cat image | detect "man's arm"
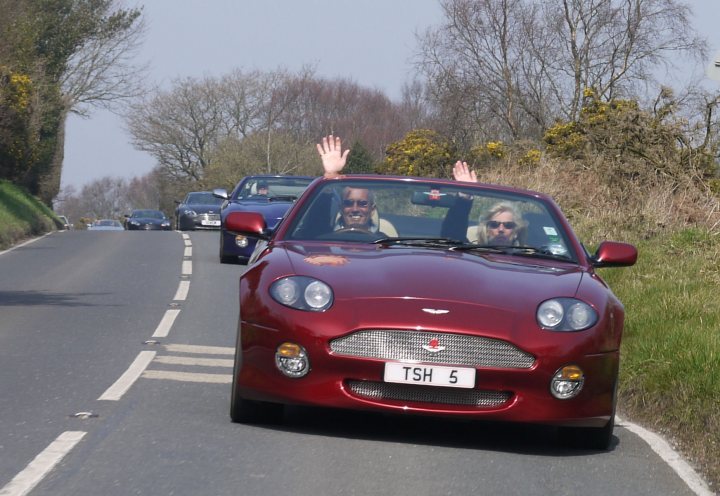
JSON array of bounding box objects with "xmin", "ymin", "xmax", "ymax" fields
[{"xmin": 316, "ymin": 135, "xmax": 350, "ymax": 178}]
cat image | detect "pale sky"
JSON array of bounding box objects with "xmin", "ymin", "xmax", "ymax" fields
[{"xmin": 61, "ymin": 0, "xmax": 720, "ymax": 191}]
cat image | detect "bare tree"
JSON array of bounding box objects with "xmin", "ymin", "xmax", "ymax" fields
[
  {"xmin": 126, "ymin": 76, "xmax": 225, "ymax": 181},
  {"xmin": 60, "ymin": 2, "xmax": 147, "ymax": 116},
  {"xmin": 415, "ymin": 0, "xmax": 707, "ymax": 147}
]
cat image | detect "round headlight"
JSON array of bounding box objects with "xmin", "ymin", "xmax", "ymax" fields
[
  {"xmin": 275, "ymin": 342, "xmax": 310, "ymax": 378},
  {"xmin": 537, "ymin": 298, "xmax": 598, "ymax": 331},
  {"xmin": 537, "ymin": 300, "xmax": 564, "ymax": 328},
  {"xmin": 567, "ymin": 302, "xmax": 594, "ymax": 330},
  {"xmin": 304, "ymin": 280, "xmax": 332, "ymax": 310},
  {"xmin": 271, "ymin": 278, "xmax": 300, "ymax": 306},
  {"xmin": 550, "ymin": 365, "xmax": 585, "ymax": 399},
  {"xmin": 270, "ymin": 276, "xmax": 334, "ymax": 312},
  {"xmin": 234, "ymin": 235, "xmax": 248, "ymax": 248}
]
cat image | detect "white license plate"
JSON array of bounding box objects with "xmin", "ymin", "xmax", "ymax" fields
[
  {"xmin": 201, "ymin": 220, "xmax": 221, "ymax": 226},
  {"xmin": 384, "ymin": 363, "xmax": 475, "ymax": 388}
]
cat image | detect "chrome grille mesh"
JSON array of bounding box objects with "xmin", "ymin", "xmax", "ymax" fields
[
  {"xmin": 348, "ymin": 381, "xmax": 511, "ymax": 407},
  {"xmin": 330, "ymin": 330, "xmax": 534, "ymax": 369},
  {"xmin": 199, "ymin": 213, "xmax": 220, "ymax": 222}
]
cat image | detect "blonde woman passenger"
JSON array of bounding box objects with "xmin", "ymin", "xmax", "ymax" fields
[{"xmin": 443, "ymin": 161, "xmax": 527, "ymax": 246}]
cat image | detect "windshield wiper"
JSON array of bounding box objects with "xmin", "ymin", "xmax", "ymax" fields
[
  {"xmin": 450, "ymin": 244, "xmax": 574, "ymax": 261},
  {"xmin": 373, "ymin": 237, "xmax": 465, "ymax": 247}
]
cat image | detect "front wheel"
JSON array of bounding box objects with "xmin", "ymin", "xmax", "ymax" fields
[
  {"xmin": 558, "ymin": 416, "xmax": 614, "ymax": 450},
  {"xmin": 229, "ymin": 333, "xmax": 283, "ymax": 423}
]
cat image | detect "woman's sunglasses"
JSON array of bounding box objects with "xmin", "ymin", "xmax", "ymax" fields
[{"xmin": 486, "ymin": 220, "xmax": 517, "ymax": 229}]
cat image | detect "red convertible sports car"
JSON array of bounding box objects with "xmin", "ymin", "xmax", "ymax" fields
[{"xmin": 226, "ymin": 174, "xmax": 637, "ymax": 450}]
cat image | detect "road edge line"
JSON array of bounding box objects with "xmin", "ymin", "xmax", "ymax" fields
[{"xmin": 617, "ymin": 415, "xmax": 714, "ymax": 495}]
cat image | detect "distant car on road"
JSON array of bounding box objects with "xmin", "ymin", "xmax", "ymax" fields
[
  {"xmin": 213, "ymin": 175, "xmax": 314, "ymax": 264},
  {"xmin": 174, "ymin": 191, "xmax": 224, "ymax": 231},
  {"xmin": 88, "ymin": 219, "xmax": 125, "ymax": 231},
  {"xmin": 124, "ymin": 209, "xmax": 172, "ymax": 231},
  {"xmin": 57, "ymin": 215, "xmax": 72, "ymax": 230}
]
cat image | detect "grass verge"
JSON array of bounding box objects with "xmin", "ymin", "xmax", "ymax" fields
[
  {"xmin": 0, "ymin": 179, "xmax": 59, "ymax": 250},
  {"xmin": 600, "ymin": 228, "xmax": 720, "ymax": 490}
]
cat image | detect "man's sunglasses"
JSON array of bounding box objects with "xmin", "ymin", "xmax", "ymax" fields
[
  {"xmin": 342, "ymin": 199, "xmax": 370, "ymax": 208},
  {"xmin": 486, "ymin": 220, "xmax": 517, "ymax": 229}
]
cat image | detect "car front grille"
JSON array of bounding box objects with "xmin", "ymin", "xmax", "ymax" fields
[
  {"xmin": 330, "ymin": 330, "xmax": 535, "ymax": 369},
  {"xmin": 198, "ymin": 213, "xmax": 220, "ymax": 222},
  {"xmin": 347, "ymin": 380, "xmax": 511, "ymax": 407}
]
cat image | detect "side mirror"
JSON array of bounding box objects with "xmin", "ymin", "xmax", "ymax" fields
[
  {"xmin": 225, "ymin": 211, "xmax": 269, "ymax": 240},
  {"xmin": 213, "ymin": 188, "xmax": 229, "ymax": 200},
  {"xmin": 591, "ymin": 241, "xmax": 637, "ymax": 268}
]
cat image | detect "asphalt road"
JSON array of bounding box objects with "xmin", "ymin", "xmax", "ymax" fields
[{"xmin": 0, "ymin": 230, "xmax": 707, "ymax": 496}]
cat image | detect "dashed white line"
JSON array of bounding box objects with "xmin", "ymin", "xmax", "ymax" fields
[
  {"xmin": 142, "ymin": 370, "xmax": 232, "ymax": 383},
  {"xmin": 184, "ymin": 246, "xmax": 192, "ymax": 257},
  {"xmin": 151, "ymin": 309, "xmax": 181, "ymax": 338},
  {"xmin": 173, "ymin": 280, "xmax": 190, "ymax": 301},
  {"xmin": 98, "ymin": 351, "xmax": 156, "ymax": 401},
  {"xmin": 181, "ymin": 260, "xmax": 192, "ymax": 275},
  {"xmin": 0, "ymin": 431, "xmax": 86, "ymax": 496},
  {"xmin": 163, "ymin": 344, "xmax": 234, "ymax": 355},
  {"xmin": 154, "ymin": 355, "xmax": 233, "ymax": 367},
  {"xmin": 0, "ymin": 232, "xmax": 53, "ymax": 257},
  {"xmin": 617, "ymin": 416, "xmax": 714, "ymax": 496}
]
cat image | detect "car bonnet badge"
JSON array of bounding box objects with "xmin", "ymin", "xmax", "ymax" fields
[
  {"xmin": 422, "ymin": 308, "xmax": 449, "ymax": 315},
  {"xmin": 422, "ymin": 338, "xmax": 446, "ymax": 353}
]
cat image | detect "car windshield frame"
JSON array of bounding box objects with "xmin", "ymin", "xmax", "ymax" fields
[
  {"xmin": 132, "ymin": 210, "xmax": 165, "ymax": 219},
  {"xmin": 281, "ymin": 178, "xmax": 579, "ymax": 263},
  {"xmin": 185, "ymin": 192, "xmax": 223, "ymax": 205},
  {"xmin": 232, "ymin": 177, "xmax": 314, "ymax": 201}
]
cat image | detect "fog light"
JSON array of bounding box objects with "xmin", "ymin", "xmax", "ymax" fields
[
  {"xmin": 550, "ymin": 365, "xmax": 584, "ymax": 399},
  {"xmin": 234, "ymin": 235, "xmax": 248, "ymax": 248},
  {"xmin": 275, "ymin": 342, "xmax": 309, "ymax": 378}
]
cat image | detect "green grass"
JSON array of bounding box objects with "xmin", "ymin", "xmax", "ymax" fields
[
  {"xmin": 600, "ymin": 228, "xmax": 720, "ymax": 487},
  {"xmin": 0, "ymin": 179, "xmax": 59, "ymax": 250}
]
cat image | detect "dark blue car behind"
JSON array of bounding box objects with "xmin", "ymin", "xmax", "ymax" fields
[{"xmin": 213, "ymin": 175, "xmax": 314, "ymax": 263}]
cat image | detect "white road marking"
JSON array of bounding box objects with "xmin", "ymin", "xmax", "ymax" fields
[
  {"xmin": 617, "ymin": 416, "xmax": 714, "ymax": 496},
  {"xmin": 98, "ymin": 351, "xmax": 156, "ymax": 401},
  {"xmin": 0, "ymin": 431, "xmax": 86, "ymax": 496},
  {"xmin": 142, "ymin": 370, "xmax": 232, "ymax": 383},
  {"xmin": 181, "ymin": 260, "xmax": 192, "ymax": 275},
  {"xmin": 154, "ymin": 355, "xmax": 233, "ymax": 367},
  {"xmin": 163, "ymin": 344, "xmax": 234, "ymax": 355},
  {"xmin": 0, "ymin": 233, "xmax": 52, "ymax": 257},
  {"xmin": 151, "ymin": 309, "xmax": 181, "ymax": 338},
  {"xmin": 183, "ymin": 239, "xmax": 191, "ymax": 247},
  {"xmin": 172, "ymin": 280, "xmax": 190, "ymax": 301},
  {"xmin": 184, "ymin": 246, "xmax": 192, "ymax": 257}
]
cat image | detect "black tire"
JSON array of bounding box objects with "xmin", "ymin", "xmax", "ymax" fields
[
  {"xmin": 229, "ymin": 329, "xmax": 283, "ymax": 423},
  {"xmin": 559, "ymin": 375, "xmax": 618, "ymax": 451},
  {"xmin": 219, "ymin": 234, "xmax": 233, "ymax": 263},
  {"xmin": 559, "ymin": 415, "xmax": 614, "ymax": 450}
]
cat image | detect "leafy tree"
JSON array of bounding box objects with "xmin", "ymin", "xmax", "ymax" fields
[
  {"xmin": 380, "ymin": 129, "xmax": 454, "ymax": 178},
  {"xmin": 543, "ymin": 88, "xmax": 715, "ymax": 185},
  {"xmin": 0, "ymin": 0, "xmax": 145, "ymax": 205},
  {"xmin": 345, "ymin": 141, "xmax": 375, "ymax": 174}
]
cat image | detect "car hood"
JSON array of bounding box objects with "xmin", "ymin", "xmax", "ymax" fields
[
  {"xmin": 280, "ymin": 242, "xmax": 584, "ymax": 309},
  {"xmin": 130, "ymin": 217, "xmax": 166, "ymax": 223}
]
